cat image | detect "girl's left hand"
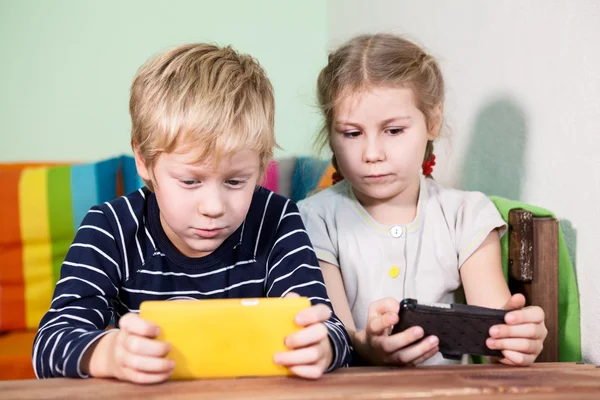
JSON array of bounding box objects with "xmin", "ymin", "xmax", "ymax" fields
[
  {"xmin": 273, "ymin": 292, "xmax": 333, "ymax": 379},
  {"xmin": 486, "ymin": 293, "xmax": 548, "ymax": 366}
]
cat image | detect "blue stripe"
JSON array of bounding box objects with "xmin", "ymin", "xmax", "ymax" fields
[
  {"xmin": 291, "ymin": 157, "xmax": 329, "ymax": 202},
  {"xmin": 95, "ymin": 157, "xmax": 121, "ymax": 203},
  {"xmin": 70, "ymin": 163, "xmax": 98, "ymax": 231},
  {"xmin": 121, "ymin": 155, "xmax": 144, "ymax": 194}
]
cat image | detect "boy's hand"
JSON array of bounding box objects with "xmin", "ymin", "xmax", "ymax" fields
[
  {"xmin": 486, "ymin": 293, "xmax": 547, "ymax": 366},
  {"xmin": 358, "ymin": 298, "xmax": 439, "ymax": 366},
  {"xmin": 273, "ymin": 293, "xmax": 333, "ymax": 379},
  {"xmin": 84, "ymin": 313, "xmax": 175, "ymax": 384}
]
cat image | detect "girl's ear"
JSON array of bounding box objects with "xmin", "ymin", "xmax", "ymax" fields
[{"xmin": 427, "ymin": 103, "xmax": 443, "ymax": 141}]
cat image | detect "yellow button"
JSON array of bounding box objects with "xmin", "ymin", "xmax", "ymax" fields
[{"xmin": 389, "ymin": 266, "xmax": 400, "ymax": 278}]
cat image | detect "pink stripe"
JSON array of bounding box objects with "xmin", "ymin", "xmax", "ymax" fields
[{"xmin": 262, "ymin": 161, "xmax": 278, "ymax": 193}]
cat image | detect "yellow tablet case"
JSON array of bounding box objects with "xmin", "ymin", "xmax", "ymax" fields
[{"xmin": 139, "ymin": 297, "xmax": 311, "ymax": 379}]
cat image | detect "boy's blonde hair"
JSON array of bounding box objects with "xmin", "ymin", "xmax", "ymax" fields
[
  {"xmin": 130, "ymin": 43, "xmax": 276, "ymax": 189},
  {"xmin": 316, "ymin": 34, "xmax": 445, "ymax": 172}
]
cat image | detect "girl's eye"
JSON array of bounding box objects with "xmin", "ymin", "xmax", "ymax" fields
[
  {"xmin": 386, "ymin": 128, "xmax": 405, "ymax": 135},
  {"xmin": 226, "ymin": 179, "xmax": 243, "ymax": 187},
  {"xmin": 343, "ymin": 130, "xmax": 361, "ymax": 138},
  {"xmin": 181, "ymin": 180, "xmax": 198, "ymax": 186}
]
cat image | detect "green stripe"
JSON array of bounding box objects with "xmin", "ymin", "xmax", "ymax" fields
[{"xmin": 47, "ymin": 166, "xmax": 74, "ymax": 285}]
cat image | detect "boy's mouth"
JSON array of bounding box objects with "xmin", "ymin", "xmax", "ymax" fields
[{"xmin": 192, "ymin": 228, "xmax": 224, "ymax": 238}]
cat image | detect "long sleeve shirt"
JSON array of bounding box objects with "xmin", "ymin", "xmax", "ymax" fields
[{"xmin": 33, "ymin": 187, "xmax": 351, "ymax": 378}]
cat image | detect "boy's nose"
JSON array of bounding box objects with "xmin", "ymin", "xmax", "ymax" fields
[{"xmin": 198, "ymin": 193, "xmax": 225, "ymax": 218}]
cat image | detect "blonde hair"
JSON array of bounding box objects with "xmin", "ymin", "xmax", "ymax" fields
[
  {"xmin": 130, "ymin": 43, "xmax": 276, "ymax": 189},
  {"xmin": 316, "ymin": 34, "xmax": 444, "ymax": 172}
]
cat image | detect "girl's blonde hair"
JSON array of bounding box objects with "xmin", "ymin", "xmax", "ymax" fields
[
  {"xmin": 130, "ymin": 43, "xmax": 276, "ymax": 189},
  {"xmin": 316, "ymin": 34, "xmax": 445, "ymax": 172}
]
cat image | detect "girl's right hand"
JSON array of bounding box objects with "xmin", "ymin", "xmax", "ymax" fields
[
  {"xmin": 360, "ymin": 298, "xmax": 440, "ymax": 366},
  {"xmin": 84, "ymin": 313, "xmax": 175, "ymax": 384}
]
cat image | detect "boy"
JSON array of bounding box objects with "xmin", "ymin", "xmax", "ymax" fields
[{"xmin": 33, "ymin": 43, "xmax": 351, "ymax": 383}]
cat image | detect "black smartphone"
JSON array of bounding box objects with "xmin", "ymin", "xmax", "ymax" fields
[{"xmin": 391, "ymin": 298, "xmax": 508, "ymax": 360}]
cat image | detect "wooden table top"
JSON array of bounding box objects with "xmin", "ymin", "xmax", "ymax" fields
[{"xmin": 1, "ymin": 362, "xmax": 599, "ymax": 399}]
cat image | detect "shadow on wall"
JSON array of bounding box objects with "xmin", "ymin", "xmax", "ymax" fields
[
  {"xmin": 559, "ymin": 219, "xmax": 578, "ymax": 281},
  {"xmin": 459, "ymin": 96, "xmax": 528, "ymax": 200},
  {"xmin": 460, "ymin": 96, "xmax": 579, "ymax": 274}
]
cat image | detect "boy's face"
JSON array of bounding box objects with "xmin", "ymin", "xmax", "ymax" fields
[{"xmin": 135, "ymin": 147, "xmax": 261, "ymax": 258}]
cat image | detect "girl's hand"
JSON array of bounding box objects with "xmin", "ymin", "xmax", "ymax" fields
[
  {"xmin": 84, "ymin": 313, "xmax": 175, "ymax": 384},
  {"xmin": 273, "ymin": 293, "xmax": 334, "ymax": 379},
  {"xmin": 358, "ymin": 298, "xmax": 439, "ymax": 366},
  {"xmin": 487, "ymin": 293, "xmax": 547, "ymax": 366}
]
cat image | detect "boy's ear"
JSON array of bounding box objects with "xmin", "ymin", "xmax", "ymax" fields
[
  {"xmin": 427, "ymin": 104, "xmax": 443, "ymax": 141},
  {"xmin": 133, "ymin": 146, "xmax": 151, "ymax": 182}
]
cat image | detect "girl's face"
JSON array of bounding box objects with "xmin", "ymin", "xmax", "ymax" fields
[{"xmin": 331, "ymin": 86, "xmax": 439, "ymax": 205}]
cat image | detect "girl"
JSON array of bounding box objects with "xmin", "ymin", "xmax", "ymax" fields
[{"xmin": 298, "ymin": 34, "xmax": 547, "ymax": 367}]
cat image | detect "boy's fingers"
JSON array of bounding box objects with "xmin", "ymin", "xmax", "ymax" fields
[
  {"xmin": 125, "ymin": 335, "xmax": 172, "ymax": 357},
  {"xmin": 295, "ymin": 304, "xmax": 332, "ymax": 326},
  {"xmin": 275, "ymin": 345, "xmax": 324, "ymax": 367},
  {"xmin": 284, "ymin": 292, "xmax": 301, "ymax": 299},
  {"xmin": 119, "ymin": 313, "xmax": 160, "ymax": 338},
  {"xmin": 285, "ymin": 323, "xmax": 328, "ymax": 349},
  {"xmin": 123, "ymin": 368, "xmax": 173, "ymax": 385},
  {"xmin": 489, "ymin": 323, "xmax": 547, "ymax": 340},
  {"xmin": 288, "ymin": 364, "xmax": 324, "ymax": 380},
  {"xmin": 122, "ymin": 353, "xmax": 176, "ymax": 373},
  {"xmin": 380, "ymin": 327, "xmax": 425, "ymax": 353}
]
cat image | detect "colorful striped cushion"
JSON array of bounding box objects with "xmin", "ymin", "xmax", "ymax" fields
[
  {"xmin": 261, "ymin": 161, "xmax": 279, "ymax": 193},
  {"xmin": 290, "ymin": 157, "xmax": 330, "ymax": 202},
  {"xmin": 121, "ymin": 155, "xmax": 144, "ymax": 194},
  {"xmin": 315, "ymin": 163, "xmax": 336, "ymax": 192},
  {"xmin": 0, "ymin": 157, "xmax": 121, "ymax": 331},
  {"xmin": 275, "ymin": 157, "xmax": 297, "ymax": 199}
]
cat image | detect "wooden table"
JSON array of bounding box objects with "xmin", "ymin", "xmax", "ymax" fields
[{"xmin": 1, "ymin": 363, "xmax": 599, "ymax": 399}]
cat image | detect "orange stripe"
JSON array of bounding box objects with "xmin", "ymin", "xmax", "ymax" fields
[
  {"xmin": 0, "ymin": 162, "xmax": 63, "ymax": 172},
  {"xmin": 317, "ymin": 164, "xmax": 335, "ymax": 190},
  {"xmin": 0, "ymin": 330, "xmax": 37, "ymax": 379},
  {"xmin": 19, "ymin": 168, "xmax": 54, "ymax": 329},
  {"xmin": 0, "ymin": 170, "xmax": 26, "ymax": 330}
]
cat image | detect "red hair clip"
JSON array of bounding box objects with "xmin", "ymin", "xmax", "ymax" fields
[
  {"xmin": 332, "ymin": 171, "xmax": 344, "ymax": 185},
  {"xmin": 422, "ymin": 154, "xmax": 436, "ymax": 177}
]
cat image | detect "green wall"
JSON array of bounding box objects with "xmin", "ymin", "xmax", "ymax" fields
[{"xmin": 0, "ymin": 0, "xmax": 327, "ymax": 161}]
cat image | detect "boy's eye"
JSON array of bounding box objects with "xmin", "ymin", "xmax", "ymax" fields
[
  {"xmin": 181, "ymin": 180, "xmax": 198, "ymax": 186},
  {"xmin": 343, "ymin": 130, "xmax": 361, "ymax": 138},
  {"xmin": 386, "ymin": 128, "xmax": 405, "ymax": 135},
  {"xmin": 226, "ymin": 179, "xmax": 244, "ymax": 187}
]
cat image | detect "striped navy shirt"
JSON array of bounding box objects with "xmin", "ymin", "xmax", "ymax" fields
[{"xmin": 33, "ymin": 187, "xmax": 352, "ymax": 378}]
